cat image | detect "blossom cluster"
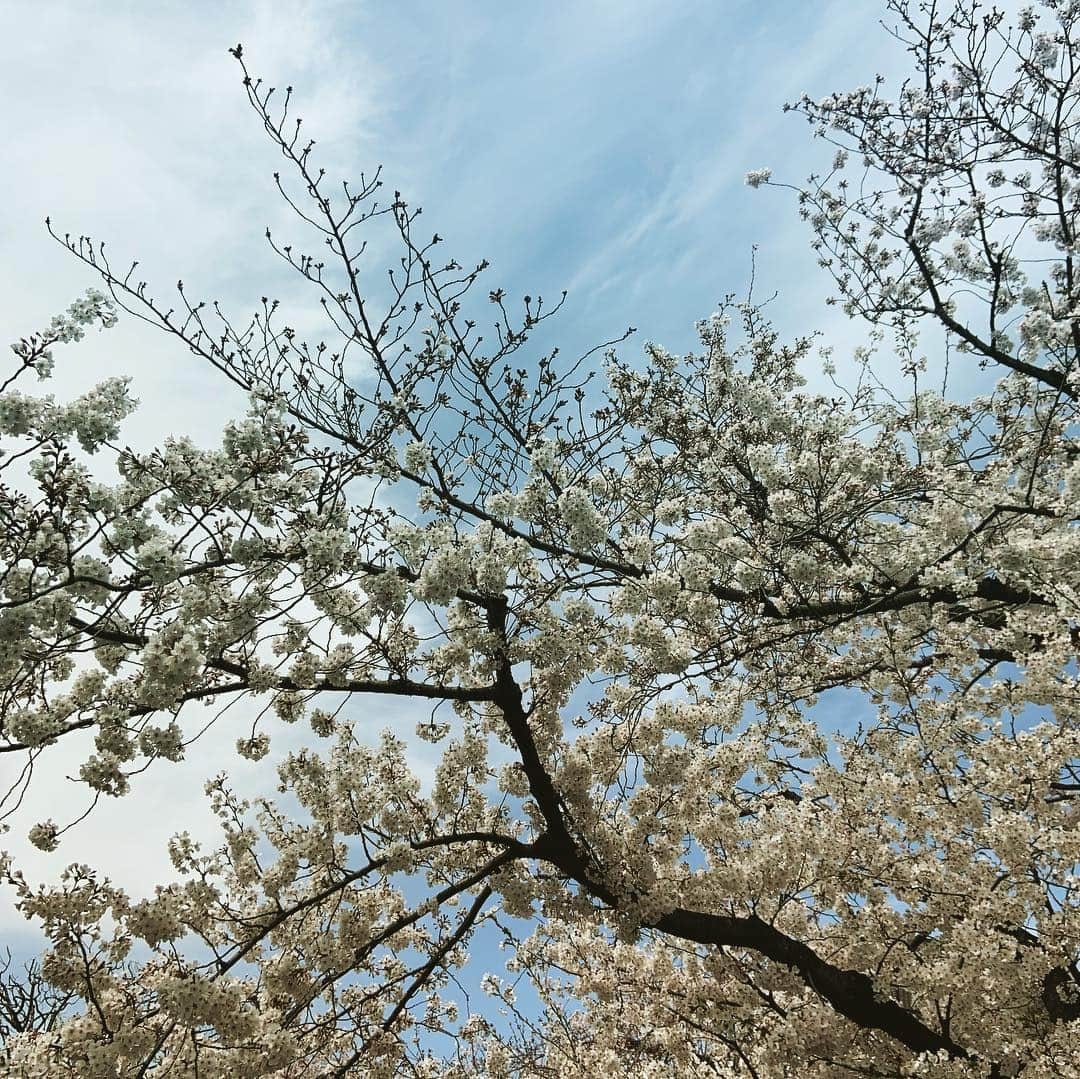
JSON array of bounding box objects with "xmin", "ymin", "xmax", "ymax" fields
[{"xmin": 5, "ymin": 6, "xmax": 1080, "ymax": 1073}]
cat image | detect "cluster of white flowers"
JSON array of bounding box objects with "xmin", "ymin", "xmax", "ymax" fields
[
  {"xmin": 414, "ymin": 543, "xmax": 470, "ymax": 606},
  {"xmin": 229, "ymin": 533, "xmax": 266, "ymax": 565},
  {"xmin": 363, "ymin": 567, "xmax": 408, "ymax": 615},
  {"xmin": 303, "ymin": 525, "xmax": 351, "ymax": 575},
  {"xmin": 138, "ymin": 722, "xmax": 185, "ymax": 761},
  {"xmin": 135, "ymin": 535, "xmax": 184, "ymax": 584},
  {"xmin": 528, "ymin": 438, "xmax": 559, "ymax": 472},
  {"xmin": 236, "ymin": 732, "xmax": 271, "ymax": 760},
  {"xmin": 137, "ymin": 628, "xmax": 204, "ymax": 709},
  {"xmin": 402, "ymin": 438, "xmax": 432, "ymax": 472},
  {"xmin": 7, "ymin": 704, "xmax": 64, "ymax": 748},
  {"xmin": 1018, "ymin": 306, "xmax": 1074, "ymax": 359},
  {"xmin": 558, "ymin": 487, "xmax": 607, "ymax": 549},
  {"xmin": 0, "ymin": 391, "xmax": 40, "ymax": 436},
  {"xmin": 49, "ymin": 288, "xmax": 118, "ymax": 341},
  {"xmin": 126, "ymin": 894, "xmax": 184, "ymax": 946},
  {"xmin": 78, "ymin": 751, "xmax": 130, "ymax": 796},
  {"xmin": 484, "ymin": 489, "xmax": 517, "ymax": 520},
  {"xmin": 27, "ymin": 820, "xmax": 60, "ymax": 852},
  {"xmin": 8, "ymin": 288, "xmax": 116, "ymax": 382},
  {"xmin": 0, "ymin": 376, "xmax": 133, "ymax": 452}
]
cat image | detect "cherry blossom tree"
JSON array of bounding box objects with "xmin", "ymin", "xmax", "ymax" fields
[{"xmin": 2, "ymin": 1, "xmax": 1080, "ymax": 1074}]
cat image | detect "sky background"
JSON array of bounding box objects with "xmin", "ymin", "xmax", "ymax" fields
[{"xmin": 0, "ymin": 0, "xmax": 972, "ymax": 957}]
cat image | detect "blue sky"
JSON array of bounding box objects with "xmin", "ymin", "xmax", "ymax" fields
[{"xmin": 0, "ymin": 0, "xmax": 940, "ymax": 939}]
